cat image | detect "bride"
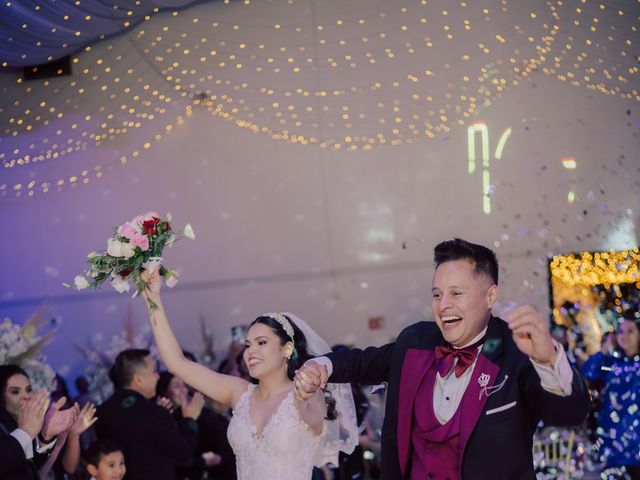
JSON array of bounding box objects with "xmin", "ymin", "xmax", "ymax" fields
[{"xmin": 140, "ymin": 270, "xmax": 358, "ymax": 480}]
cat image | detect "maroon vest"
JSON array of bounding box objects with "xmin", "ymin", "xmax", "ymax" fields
[
  {"xmin": 397, "ymin": 349, "xmax": 501, "ymax": 479},
  {"xmin": 411, "ymin": 367, "xmax": 461, "ymax": 479}
]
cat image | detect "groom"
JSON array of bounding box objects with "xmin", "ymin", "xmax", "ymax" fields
[{"xmin": 295, "ymin": 238, "xmax": 590, "ymax": 479}]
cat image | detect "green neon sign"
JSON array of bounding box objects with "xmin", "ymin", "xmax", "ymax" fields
[{"xmin": 467, "ymin": 122, "xmax": 512, "ymax": 214}]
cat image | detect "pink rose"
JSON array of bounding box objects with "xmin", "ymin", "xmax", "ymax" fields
[
  {"xmin": 133, "ymin": 211, "xmax": 160, "ymax": 226},
  {"xmin": 130, "ymin": 233, "xmax": 149, "ymax": 251},
  {"xmin": 117, "ymin": 222, "xmax": 139, "ymax": 239}
]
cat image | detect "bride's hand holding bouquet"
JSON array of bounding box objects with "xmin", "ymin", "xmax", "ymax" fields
[{"xmin": 67, "ymin": 211, "xmax": 195, "ymax": 309}]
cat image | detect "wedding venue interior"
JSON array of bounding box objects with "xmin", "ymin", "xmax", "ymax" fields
[{"xmin": 1, "ymin": 0, "xmax": 639, "ymax": 479}]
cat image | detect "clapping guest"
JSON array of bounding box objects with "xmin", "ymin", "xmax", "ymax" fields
[
  {"xmin": 57, "ymin": 402, "xmax": 98, "ymax": 477},
  {"xmin": 95, "ymin": 349, "xmax": 201, "ymax": 480},
  {"xmin": 157, "ymin": 371, "xmax": 237, "ymax": 480},
  {"xmin": 0, "ymin": 365, "xmax": 79, "ymax": 480}
]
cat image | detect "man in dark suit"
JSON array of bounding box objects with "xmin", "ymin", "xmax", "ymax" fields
[
  {"xmin": 295, "ymin": 238, "xmax": 590, "ymax": 480},
  {"xmin": 95, "ymin": 349, "xmax": 201, "ymax": 480}
]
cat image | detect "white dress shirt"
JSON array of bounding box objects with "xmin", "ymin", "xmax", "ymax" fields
[
  {"xmin": 314, "ymin": 329, "xmax": 574, "ymax": 425},
  {"xmin": 10, "ymin": 428, "xmax": 34, "ymax": 458},
  {"xmin": 9, "ymin": 428, "xmax": 56, "ymax": 459}
]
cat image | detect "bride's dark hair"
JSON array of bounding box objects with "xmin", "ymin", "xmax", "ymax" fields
[
  {"xmin": 250, "ymin": 315, "xmax": 312, "ymax": 381},
  {"xmin": 249, "ymin": 315, "xmax": 337, "ymax": 420}
]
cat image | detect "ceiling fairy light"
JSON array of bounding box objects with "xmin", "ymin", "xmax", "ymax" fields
[{"xmin": 0, "ymin": 0, "xmax": 637, "ymax": 198}]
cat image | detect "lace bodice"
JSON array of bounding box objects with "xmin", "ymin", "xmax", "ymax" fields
[{"xmin": 227, "ymin": 384, "xmax": 323, "ymax": 480}]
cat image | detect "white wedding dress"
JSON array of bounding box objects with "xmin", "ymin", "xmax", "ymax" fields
[{"xmin": 227, "ymin": 384, "xmax": 324, "ymax": 480}]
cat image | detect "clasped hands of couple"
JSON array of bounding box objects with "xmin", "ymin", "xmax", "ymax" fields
[{"xmin": 293, "ymin": 305, "xmax": 558, "ymax": 401}]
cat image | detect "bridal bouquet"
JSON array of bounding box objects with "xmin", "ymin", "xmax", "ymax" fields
[{"xmin": 66, "ymin": 212, "xmax": 195, "ymax": 305}]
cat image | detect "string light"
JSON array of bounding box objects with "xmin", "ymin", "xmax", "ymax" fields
[
  {"xmin": 0, "ymin": 0, "xmax": 637, "ymax": 197},
  {"xmin": 550, "ymin": 249, "xmax": 640, "ymax": 287}
]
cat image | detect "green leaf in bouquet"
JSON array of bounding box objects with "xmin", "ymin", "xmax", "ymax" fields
[{"xmin": 93, "ymin": 272, "xmax": 109, "ymax": 284}]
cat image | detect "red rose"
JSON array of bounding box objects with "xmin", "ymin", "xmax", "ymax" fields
[
  {"xmin": 142, "ymin": 217, "xmax": 161, "ymax": 235},
  {"xmin": 118, "ymin": 268, "xmax": 132, "ymax": 278}
]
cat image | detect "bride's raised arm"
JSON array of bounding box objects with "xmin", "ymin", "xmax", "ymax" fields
[{"xmin": 141, "ymin": 270, "xmax": 248, "ymax": 407}]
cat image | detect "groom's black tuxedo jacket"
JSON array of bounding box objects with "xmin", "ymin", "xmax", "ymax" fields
[{"xmin": 326, "ymin": 316, "xmax": 590, "ymax": 480}]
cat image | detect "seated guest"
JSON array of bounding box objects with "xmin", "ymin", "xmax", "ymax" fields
[
  {"xmin": 156, "ymin": 371, "xmax": 237, "ymax": 480},
  {"xmin": 0, "ymin": 365, "xmax": 78, "ymax": 480},
  {"xmin": 95, "ymin": 349, "xmax": 201, "ymax": 480},
  {"xmin": 85, "ymin": 439, "xmax": 126, "ymax": 480}
]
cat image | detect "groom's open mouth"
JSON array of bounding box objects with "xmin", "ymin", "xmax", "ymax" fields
[{"xmin": 441, "ymin": 315, "xmax": 462, "ymax": 328}]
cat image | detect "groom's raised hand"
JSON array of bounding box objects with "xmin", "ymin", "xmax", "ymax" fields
[
  {"xmin": 293, "ymin": 361, "xmax": 327, "ymax": 401},
  {"xmin": 505, "ymin": 305, "xmax": 557, "ymax": 366}
]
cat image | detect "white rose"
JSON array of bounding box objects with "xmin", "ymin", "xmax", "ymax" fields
[
  {"xmin": 74, "ymin": 275, "xmax": 91, "ymax": 290},
  {"xmin": 107, "ymin": 238, "xmax": 125, "ymax": 257},
  {"xmin": 107, "ymin": 238, "xmax": 135, "ymax": 259},
  {"xmin": 121, "ymin": 242, "xmax": 135, "ymax": 259},
  {"xmin": 111, "ymin": 275, "xmax": 130, "ymax": 293},
  {"xmin": 183, "ymin": 223, "xmax": 196, "ymax": 240}
]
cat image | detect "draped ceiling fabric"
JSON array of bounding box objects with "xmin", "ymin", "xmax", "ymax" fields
[
  {"xmin": 0, "ymin": 0, "xmax": 638, "ymax": 198},
  {"xmin": 0, "ymin": 0, "xmax": 206, "ymax": 67}
]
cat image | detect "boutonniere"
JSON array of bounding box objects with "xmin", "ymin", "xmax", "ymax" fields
[{"xmin": 479, "ymin": 374, "xmax": 509, "ymax": 399}]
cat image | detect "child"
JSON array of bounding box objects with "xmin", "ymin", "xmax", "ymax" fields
[{"xmin": 85, "ymin": 439, "xmax": 126, "ymax": 480}]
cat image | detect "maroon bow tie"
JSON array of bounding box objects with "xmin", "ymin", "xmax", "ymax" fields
[{"xmin": 435, "ymin": 340, "xmax": 484, "ymax": 378}]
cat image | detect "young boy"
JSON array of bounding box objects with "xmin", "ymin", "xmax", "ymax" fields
[{"xmin": 85, "ymin": 439, "xmax": 126, "ymax": 480}]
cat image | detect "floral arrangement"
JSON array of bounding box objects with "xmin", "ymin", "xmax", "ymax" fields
[
  {"xmin": 0, "ymin": 308, "xmax": 57, "ymax": 391},
  {"xmin": 76, "ymin": 307, "xmax": 158, "ymax": 403},
  {"xmin": 76, "ymin": 308, "xmax": 216, "ymax": 403},
  {"xmin": 66, "ymin": 212, "xmax": 195, "ymax": 305}
]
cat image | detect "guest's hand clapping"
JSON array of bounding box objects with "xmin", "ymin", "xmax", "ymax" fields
[
  {"xmin": 17, "ymin": 390, "xmax": 50, "ymax": 439},
  {"xmin": 70, "ymin": 402, "xmax": 97, "ymax": 435},
  {"xmin": 41, "ymin": 397, "xmax": 79, "ymax": 441},
  {"xmin": 156, "ymin": 396, "xmax": 176, "ymax": 414},
  {"xmin": 182, "ymin": 391, "xmax": 205, "ymax": 420},
  {"xmin": 202, "ymin": 451, "xmax": 222, "ymax": 467}
]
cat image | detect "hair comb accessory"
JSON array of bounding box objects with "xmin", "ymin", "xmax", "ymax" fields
[{"xmin": 263, "ymin": 312, "xmax": 295, "ymax": 340}]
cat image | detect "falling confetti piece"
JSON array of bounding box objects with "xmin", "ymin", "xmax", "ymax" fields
[
  {"xmin": 561, "ymin": 157, "xmax": 577, "ymax": 170},
  {"xmin": 484, "ymin": 185, "xmax": 496, "ymax": 197}
]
